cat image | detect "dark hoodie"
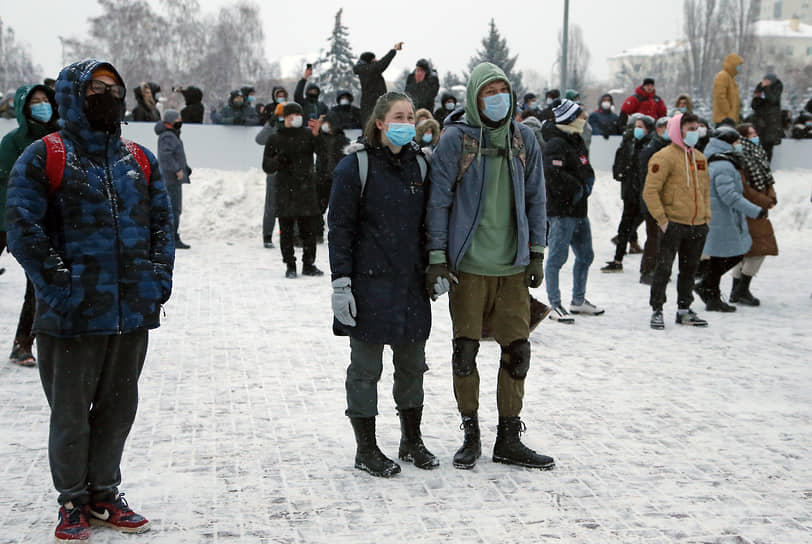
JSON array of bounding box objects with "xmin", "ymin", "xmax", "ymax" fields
[
  {"xmin": 329, "ymin": 90, "xmax": 362, "ymax": 130},
  {"xmin": 294, "ymin": 80, "xmax": 329, "ymax": 121},
  {"xmin": 180, "ymin": 86, "xmax": 204, "ymax": 124},
  {"xmin": 132, "ymin": 82, "xmax": 161, "ymax": 122},
  {"xmin": 433, "ymin": 92, "xmax": 457, "ymax": 129},
  {"xmin": 751, "ymin": 76, "xmax": 784, "ymax": 146},
  {"xmin": 218, "ymin": 90, "xmax": 259, "ymax": 125},
  {"xmin": 588, "ymin": 94, "xmax": 621, "ymax": 137},
  {"xmin": 353, "ymin": 49, "xmax": 398, "ymax": 125}
]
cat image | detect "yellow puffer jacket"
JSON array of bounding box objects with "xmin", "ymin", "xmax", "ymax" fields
[
  {"xmin": 642, "ymin": 143, "xmax": 711, "ymax": 227},
  {"xmin": 712, "ymin": 54, "xmax": 743, "ymax": 123}
]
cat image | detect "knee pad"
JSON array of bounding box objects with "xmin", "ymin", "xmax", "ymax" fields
[
  {"xmin": 501, "ymin": 339, "xmax": 531, "ymax": 379},
  {"xmin": 452, "ymin": 337, "xmax": 479, "ymax": 377}
]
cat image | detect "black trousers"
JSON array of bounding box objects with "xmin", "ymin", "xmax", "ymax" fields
[
  {"xmin": 700, "ymin": 256, "xmax": 743, "ymax": 293},
  {"xmin": 650, "ymin": 223, "xmax": 708, "ymax": 311},
  {"xmin": 640, "ymin": 211, "xmax": 661, "ymax": 276},
  {"xmin": 614, "ymin": 196, "xmax": 644, "ymax": 262},
  {"xmin": 263, "ymin": 175, "xmax": 277, "ymax": 243},
  {"xmin": 278, "ymin": 216, "xmax": 317, "ymax": 266},
  {"xmin": 37, "ymin": 330, "xmax": 148, "ymax": 505},
  {"xmin": 0, "ymin": 232, "xmax": 37, "ymax": 343}
]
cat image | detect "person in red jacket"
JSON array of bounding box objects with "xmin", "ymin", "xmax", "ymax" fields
[{"xmin": 620, "ymin": 78, "xmax": 667, "ymax": 127}]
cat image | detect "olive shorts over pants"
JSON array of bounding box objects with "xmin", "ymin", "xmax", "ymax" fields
[{"xmin": 449, "ymin": 271, "xmax": 530, "ymax": 417}]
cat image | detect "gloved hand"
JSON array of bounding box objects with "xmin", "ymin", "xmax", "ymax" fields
[
  {"xmin": 524, "ymin": 252, "xmax": 544, "ymax": 288},
  {"xmin": 425, "ymin": 262, "xmax": 458, "ymax": 299},
  {"xmin": 331, "ymin": 277, "xmax": 357, "ymax": 326},
  {"xmin": 757, "ymin": 208, "xmax": 768, "ymax": 219}
]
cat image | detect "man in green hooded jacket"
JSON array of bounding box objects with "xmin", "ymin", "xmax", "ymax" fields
[
  {"xmin": 0, "ymin": 84, "xmax": 59, "ymax": 366},
  {"xmin": 426, "ymin": 62, "xmax": 554, "ymax": 470}
]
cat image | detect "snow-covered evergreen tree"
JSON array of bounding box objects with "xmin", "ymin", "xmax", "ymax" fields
[
  {"xmin": 467, "ymin": 19, "xmax": 524, "ymax": 96},
  {"xmin": 312, "ymin": 9, "xmax": 359, "ymax": 102}
]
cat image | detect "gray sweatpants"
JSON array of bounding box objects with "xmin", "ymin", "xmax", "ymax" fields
[{"xmin": 37, "ymin": 330, "xmax": 148, "ymax": 505}]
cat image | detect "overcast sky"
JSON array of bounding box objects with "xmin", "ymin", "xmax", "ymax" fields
[{"xmin": 3, "ymin": 0, "xmax": 685, "ymax": 89}]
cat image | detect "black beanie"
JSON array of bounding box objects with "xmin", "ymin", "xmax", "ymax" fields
[
  {"xmin": 360, "ymin": 52, "xmax": 375, "ymax": 63},
  {"xmin": 643, "ymin": 78, "xmax": 655, "ymax": 86},
  {"xmin": 713, "ymin": 125, "xmax": 740, "ymax": 144},
  {"xmin": 282, "ymin": 102, "xmax": 303, "ymax": 117}
]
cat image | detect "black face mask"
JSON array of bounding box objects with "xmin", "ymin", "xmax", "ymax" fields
[
  {"xmin": 307, "ymin": 94, "xmax": 319, "ymax": 103},
  {"xmin": 173, "ymin": 121, "xmax": 183, "ymax": 134},
  {"xmin": 85, "ymin": 93, "xmax": 123, "ymax": 133}
]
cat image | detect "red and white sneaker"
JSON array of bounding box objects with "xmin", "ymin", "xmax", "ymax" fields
[
  {"xmin": 87, "ymin": 493, "xmax": 150, "ymax": 533},
  {"xmin": 55, "ymin": 502, "xmax": 90, "ymax": 541}
]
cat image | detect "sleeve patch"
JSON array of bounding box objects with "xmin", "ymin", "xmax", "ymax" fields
[
  {"xmin": 552, "ymin": 159, "xmax": 563, "ymax": 167},
  {"xmin": 696, "ymin": 161, "xmax": 706, "ymax": 170},
  {"xmin": 651, "ymin": 164, "xmax": 660, "ymax": 173}
]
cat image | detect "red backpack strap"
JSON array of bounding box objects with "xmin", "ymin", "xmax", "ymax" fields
[
  {"xmin": 121, "ymin": 138, "xmax": 151, "ymax": 183},
  {"xmin": 42, "ymin": 133, "xmax": 66, "ymax": 194}
]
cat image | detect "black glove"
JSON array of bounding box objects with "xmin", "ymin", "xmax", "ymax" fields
[
  {"xmin": 186, "ymin": 166, "xmax": 192, "ymax": 176},
  {"xmin": 757, "ymin": 208, "xmax": 768, "ymax": 219},
  {"xmin": 524, "ymin": 252, "xmax": 544, "ymax": 288},
  {"xmin": 425, "ymin": 262, "xmax": 457, "ymax": 299}
]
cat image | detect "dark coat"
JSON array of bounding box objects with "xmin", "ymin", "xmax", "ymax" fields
[
  {"xmin": 405, "ymin": 70, "xmax": 440, "ymax": 111},
  {"xmin": 587, "ymin": 107, "xmax": 621, "ymax": 137},
  {"xmin": 0, "ymin": 84, "xmax": 59, "ymax": 230},
  {"xmin": 751, "ymin": 79, "xmax": 783, "ymax": 146},
  {"xmin": 542, "ymin": 122, "xmax": 595, "ymax": 218},
  {"xmin": 330, "ymin": 91, "xmax": 362, "ymax": 130},
  {"xmin": 155, "ymin": 121, "xmax": 190, "ymax": 186},
  {"xmin": 218, "ymin": 91, "xmax": 260, "ymax": 125},
  {"xmin": 294, "ymin": 80, "xmax": 329, "ymax": 121},
  {"xmin": 328, "ymin": 141, "xmax": 431, "ymax": 345},
  {"xmin": 180, "ymin": 86, "xmax": 204, "ymax": 124},
  {"xmin": 6, "ymin": 60, "xmax": 174, "ymax": 338},
  {"xmin": 315, "ymin": 113, "xmax": 350, "ymax": 211},
  {"xmin": 132, "ymin": 85, "xmax": 161, "ymax": 122},
  {"xmin": 433, "ymin": 92, "xmax": 457, "ymax": 129},
  {"xmin": 262, "ymin": 126, "xmax": 322, "ymax": 217},
  {"xmin": 353, "ymin": 49, "xmax": 397, "ymax": 125},
  {"xmin": 612, "ymin": 128, "xmax": 651, "ymax": 200}
]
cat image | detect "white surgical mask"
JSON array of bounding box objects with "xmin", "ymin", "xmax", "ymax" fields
[
  {"xmin": 321, "ymin": 123, "xmax": 330, "ymax": 133},
  {"xmin": 601, "ymin": 101, "xmax": 611, "ymax": 110},
  {"xmin": 697, "ymin": 126, "xmax": 708, "ymax": 138},
  {"xmin": 340, "ymin": 99, "xmax": 350, "ymax": 106},
  {"xmin": 290, "ymin": 116, "xmax": 303, "ymax": 128}
]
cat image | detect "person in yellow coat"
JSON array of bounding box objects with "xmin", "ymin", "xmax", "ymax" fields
[{"xmin": 712, "ymin": 54, "xmax": 744, "ymax": 124}]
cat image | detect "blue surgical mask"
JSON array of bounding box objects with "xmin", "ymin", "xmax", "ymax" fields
[
  {"xmin": 633, "ymin": 127, "xmax": 645, "ymax": 140},
  {"xmin": 733, "ymin": 143, "xmax": 743, "ymax": 152},
  {"xmin": 421, "ymin": 133, "xmax": 433, "ymax": 144},
  {"xmin": 662, "ymin": 131, "xmax": 670, "ymax": 141},
  {"xmin": 481, "ymin": 92, "xmax": 511, "ymax": 122},
  {"xmin": 677, "ymin": 107, "xmax": 687, "ymax": 113},
  {"xmin": 247, "ymin": 95, "xmax": 255, "ymax": 103},
  {"xmin": 386, "ymin": 122, "xmax": 416, "ymax": 146},
  {"xmin": 445, "ymin": 101, "xmax": 455, "ymax": 111},
  {"xmin": 30, "ymin": 102, "xmax": 52, "ymax": 122},
  {"xmin": 684, "ymin": 130, "xmax": 700, "ymax": 147},
  {"xmin": 749, "ymin": 136, "xmax": 760, "ymax": 146}
]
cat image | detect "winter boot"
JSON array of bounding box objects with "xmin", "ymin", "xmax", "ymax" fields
[
  {"xmin": 174, "ymin": 236, "xmax": 190, "ymax": 249},
  {"xmin": 285, "ymin": 263, "xmax": 297, "ymax": 279},
  {"xmin": 452, "ymin": 414, "xmax": 481, "ymax": 469},
  {"xmin": 628, "ymin": 240, "xmax": 643, "ymax": 254},
  {"xmin": 301, "ymin": 264, "xmax": 324, "ymax": 276},
  {"xmin": 9, "ymin": 336, "xmax": 36, "ymax": 367},
  {"xmin": 349, "ymin": 417, "xmax": 401, "ymax": 477},
  {"xmin": 730, "ymin": 275, "xmax": 760, "ymax": 306},
  {"xmin": 492, "ymin": 416, "xmax": 555, "ymax": 469},
  {"xmin": 693, "ymin": 282, "xmax": 714, "ymax": 304},
  {"xmin": 705, "ymin": 290, "xmax": 736, "ymax": 312},
  {"xmin": 397, "ymin": 407, "xmax": 439, "ymax": 469}
]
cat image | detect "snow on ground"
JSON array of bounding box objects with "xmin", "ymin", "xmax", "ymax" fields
[{"xmin": 0, "ymin": 168, "xmax": 810, "ymax": 543}]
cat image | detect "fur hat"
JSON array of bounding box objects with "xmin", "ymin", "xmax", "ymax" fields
[{"xmin": 282, "ymin": 102, "xmax": 303, "ymax": 117}]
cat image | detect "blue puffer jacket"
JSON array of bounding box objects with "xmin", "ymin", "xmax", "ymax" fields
[
  {"xmin": 426, "ymin": 109, "xmax": 547, "ymax": 272},
  {"xmin": 328, "ymin": 141, "xmax": 431, "ymax": 345},
  {"xmin": 702, "ymin": 138, "xmax": 762, "ymax": 258},
  {"xmin": 6, "ymin": 59, "xmax": 175, "ymax": 338}
]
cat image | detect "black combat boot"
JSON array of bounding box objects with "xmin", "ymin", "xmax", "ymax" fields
[
  {"xmin": 492, "ymin": 416, "xmax": 555, "ymax": 469},
  {"xmin": 397, "ymin": 407, "xmax": 439, "ymax": 469},
  {"xmin": 730, "ymin": 275, "xmax": 760, "ymax": 306},
  {"xmin": 452, "ymin": 414, "xmax": 481, "ymax": 469},
  {"xmin": 349, "ymin": 417, "xmax": 401, "ymax": 477}
]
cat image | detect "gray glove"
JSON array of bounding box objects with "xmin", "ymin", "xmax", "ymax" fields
[{"xmin": 332, "ymin": 277, "xmax": 357, "ymax": 326}]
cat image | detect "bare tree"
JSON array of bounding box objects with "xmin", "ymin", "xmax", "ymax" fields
[
  {"xmin": 0, "ymin": 21, "xmax": 42, "ymax": 91},
  {"xmin": 719, "ymin": 0, "xmax": 760, "ymax": 91},
  {"xmin": 554, "ymin": 24, "xmax": 591, "ymax": 92},
  {"xmin": 682, "ymin": 0, "xmax": 724, "ymax": 101}
]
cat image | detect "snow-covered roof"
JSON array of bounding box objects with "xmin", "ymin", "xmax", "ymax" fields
[
  {"xmin": 610, "ymin": 40, "xmax": 689, "ymax": 59},
  {"xmin": 753, "ymin": 19, "xmax": 812, "ymax": 38}
]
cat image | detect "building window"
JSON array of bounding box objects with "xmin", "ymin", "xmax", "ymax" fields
[
  {"xmin": 807, "ymin": 46, "xmax": 812, "ymax": 56},
  {"xmin": 786, "ymin": 45, "xmax": 794, "ymax": 56}
]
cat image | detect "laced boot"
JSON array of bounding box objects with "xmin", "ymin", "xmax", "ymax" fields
[
  {"xmin": 349, "ymin": 417, "xmax": 401, "ymax": 477},
  {"xmin": 397, "ymin": 407, "xmax": 439, "ymax": 469},
  {"xmin": 492, "ymin": 416, "xmax": 555, "ymax": 469},
  {"xmin": 452, "ymin": 414, "xmax": 481, "ymax": 469}
]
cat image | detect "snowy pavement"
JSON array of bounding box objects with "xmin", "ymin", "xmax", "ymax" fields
[{"xmin": 0, "ymin": 168, "xmax": 810, "ymax": 543}]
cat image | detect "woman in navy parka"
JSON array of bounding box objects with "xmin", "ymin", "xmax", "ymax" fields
[{"xmin": 328, "ymin": 91, "xmax": 437, "ymax": 478}]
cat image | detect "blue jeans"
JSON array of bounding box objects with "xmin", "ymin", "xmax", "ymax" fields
[{"xmin": 545, "ymin": 216, "xmax": 594, "ymax": 307}]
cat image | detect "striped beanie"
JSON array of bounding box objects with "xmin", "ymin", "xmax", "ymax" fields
[{"xmin": 553, "ymin": 98, "xmax": 582, "ymax": 124}]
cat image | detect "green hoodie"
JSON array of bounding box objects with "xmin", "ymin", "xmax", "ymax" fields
[
  {"xmin": 0, "ymin": 84, "xmax": 56, "ymax": 230},
  {"xmin": 458, "ymin": 62, "xmax": 522, "ymax": 276}
]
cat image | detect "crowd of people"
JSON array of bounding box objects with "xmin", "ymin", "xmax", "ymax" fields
[{"xmin": 0, "ymin": 46, "xmax": 806, "ymax": 541}]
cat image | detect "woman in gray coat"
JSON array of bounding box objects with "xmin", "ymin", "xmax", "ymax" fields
[
  {"xmin": 155, "ymin": 109, "xmax": 191, "ymax": 248},
  {"xmin": 695, "ymin": 127, "xmax": 765, "ymax": 312}
]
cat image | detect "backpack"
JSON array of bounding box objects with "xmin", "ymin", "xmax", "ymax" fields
[
  {"xmin": 455, "ymin": 124, "xmax": 527, "ymax": 187},
  {"xmin": 42, "ymin": 133, "xmax": 151, "ymax": 194},
  {"xmin": 355, "ymin": 149, "xmax": 427, "ymax": 196}
]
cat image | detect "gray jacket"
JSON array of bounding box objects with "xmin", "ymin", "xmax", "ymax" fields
[
  {"xmin": 155, "ymin": 122, "xmax": 190, "ymax": 185},
  {"xmin": 426, "ymin": 110, "xmax": 547, "ymax": 272}
]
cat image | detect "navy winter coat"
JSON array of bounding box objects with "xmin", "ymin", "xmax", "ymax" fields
[
  {"xmin": 6, "ymin": 59, "xmax": 175, "ymax": 338},
  {"xmin": 328, "ymin": 141, "xmax": 431, "ymax": 345}
]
